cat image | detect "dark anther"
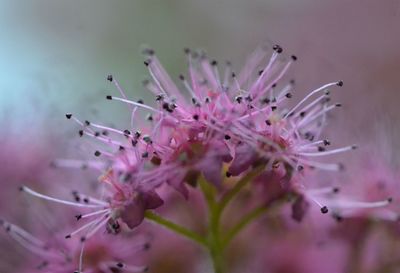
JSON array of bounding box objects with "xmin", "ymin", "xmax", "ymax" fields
[
  {"xmin": 94, "ymin": 132, "xmax": 100, "ymax": 137},
  {"xmin": 75, "ymin": 214, "xmax": 82, "ymax": 221},
  {"xmin": 235, "ymin": 96, "xmax": 243, "ymax": 104},
  {"xmin": 323, "ymin": 139, "xmax": 331, "ymax": 146},
  {"xmin": 261, "ymin": 97, "xmax": 270, "ymax": 104},
  {"xmin": 265, "ymin": 120, "xmax": 272, "ymax": 126},
  {"xmin": 80, "ymin": 236, "xmax": 86, "ymax": 242},
  {"xmin": 333, "ymin": 187, "xmax": 340, "ymax": 193},
  {"xmin": 320, "ymin": 206, "xmax": 329, "ymax": 214},
  {"xmin": 333, "ymin": 214, "xmax": 343, "ymax": 222},
  {"xmin": 285, "ymin": 93, "xmax": 292, "ymax": 98},
  {"xmin": 65, "ymin": 114, "xmax": 72, "ymax": 119},
  {"xmin": 131, "ymin": 139, "xmax": 138, "ymax": 147},
  {"xmin": 142, "ymin": 48, "xmax": 155, "ymax": 55},
  {"xmin": 107, "ymin": 75, "xmax": 113, "ymax": 82},
  {"xmin": 94, "ymin": 151, "xmax": 101, "ymax": 157},
  {"xmin": 83, "ymin": 198, "xmax": 89, "ymax": 203},
  {"xmin": 162, "ymin": 102, "xmax": 173, "ymax": 113},
  {"xmin": 142, "ymin": 79, "xmax": 150, "ymax": 86},
  {"xmin": 224, "ymin": 135, "xmax": 231, "ymax": 140},
  {"xmin": 388, "ymin": 197, "xmax": 393, "ymax": 203},
  {"xmin": 155, "ymin": 94, "xmax": 164, "ymax": 101},
  {"xmin": 106, "ymin": 95, "xmax": 112, "ymax": 100},
  {"xmin": 273, "ymin": 44, "xmax": 283, "ymax": 53},
  {"xmin": 137, "ymin": 99, "xmax": 144, "ymax": 104},
  {"xmin": 336, "ymin": 81, "xmax": 343, "ymax": 87},
  {"xmin": 143, "ymin": 242, "xmax": 151, "ymax": 250},
  {"xmin": 231, "ymin": 72, "xmax": 236, "ymax": 78},
  {"xmin": 271, "ymin": 106, "xmax": 277, "ymax": 111},
  {"xmin": 143, "ymin": 136, "xmax": 152, "ymax": 144},
  {"xmin": 123, "ymin": 129, "xmax": 131, "ymax": 136},
  {"xmin": 84, "ymin": 120, "xmax": 90, "ymax": 126},
  {"xmin": 179, "ymin": 74, "xmax": 185, "ymax": 81},
  {"xmin": 78, "ymin": 130, "xmax": 84, "ymax": 137},
  {"xmin": 119, "ymin": 146, "xmax": 125, "ymax": 151},
  {"xmin": 142, "ymin": 152, "xmax": 149, "ymax": 158},
  {"xmin": 226, "ymin": 171, "xmax": 232, "ymax": 178},
  {"xmin": 318, "ymin": 146, "xmax": 326, "ymax": 152},
  {"xmin": 144, "ymin": 61, "xmax": 149, "ymax": 66},
  {"xmin": 193, "ymin": 114, "xmax": 199, "ymax": 120},
  {"xmin": 146, "ymin": 114, "xmax": 153, "ymax": 121},
  {"xmin": 116, "ymin": 262, "xmax": 124, "ymax": 268},
  {"xmin": 297, "ymin": 165, "xmax": 304, "ymax": 171},
  {"xmin": 65, "ymin": 234, "xmax": 71, "ymax": 239},
  {"xmin": 291, "ymin": 55, "xmax": 297, "ymax": 61},
  {"xmin": 210, "ymin": 60, "xmax": 218, "ymax": 66},
  {"xmin": 300, "ymin": 111, "xmax": 306, "ymax": 117},
  {"xmin": 245, "ymin": 95, "xmax": 253, "ymax": 102},
  {"xmin": 184, "ymin": 48, "xmax": 190, "ymax": 54},
  {"xmin": 258, "ymin": 70, "xmax": 264, "ymax": 76},
  {"xmin": 271, "ymin": 83, "xmax": 277, "ymax": 88}
]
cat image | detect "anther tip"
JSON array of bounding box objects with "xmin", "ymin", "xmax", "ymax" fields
[
  {"xmin": 106, "ymin": 95, "xmax": 113, "ymax": 100},
  {"xmin": 94, "ymin": 151, "xmax": 101, "ymax": 157},
  {"xmin": 107, "ymin": 75, "xmax": 113, "ymax": 82},
  {"xmin": 143, "ymin": 242, "xmax": 151, "ymax": 250},
  {"xmin": 335, "ymin": 103, "xmax": 342, "ymax": 107},
  {"xmin": 142, "ymin": 48, "xmax": 155, "ymax": 56},
  {"xmin": 351, "ymin": 145, "xmax": 358, "ymax": 150},
  {"xmin": 291, "ymin": 55, "xmax": 297, "ymax": 61},
  {"xmin": 19, "ymin": 185, "xmax": 25, "ymax": 192},
  {"xmin": 336, "ymin": 80, "xmax": 344, "ymax": 87},
  {"xmin": 387, "ymin": 197, "xmax": 393, "ymax": 203},
  {"xmin": 273, "ymin": 44, "xmax": 283, "ymax": 53},
  {"xmin": 320, "ymin": 206, "xmax": 329, "ymax": 214},
  {"xmin": 65, "ymin": 113, "xmax": 72, "ymax": 119}
]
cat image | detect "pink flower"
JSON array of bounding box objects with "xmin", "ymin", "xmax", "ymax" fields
[{"xmin": 0, "ymin": 217, "xmax": 149, "ymax": 273}]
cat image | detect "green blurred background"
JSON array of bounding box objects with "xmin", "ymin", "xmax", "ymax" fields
[{"xmin": 1, "ymin": 0, "xmax": 399, "ymax": 137}]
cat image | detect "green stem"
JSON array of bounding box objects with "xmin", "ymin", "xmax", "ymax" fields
[
  {"xmin": 144, "ymin": 211, "xmax": 207, "ymax": 247},
  {"xmin": 199, "ymin": 176, "xmax": 224, "ymax": 273},
  {"xmin": 219, "ymin": 166, "xmax": 264, "ymax": 212},
  {"xmin": 221, "ymin": 205, "xmax": 267, "ymax": 248},
  {"xmin": 222, "ymin": 195, "xmax": 289, "ymax": 249}
]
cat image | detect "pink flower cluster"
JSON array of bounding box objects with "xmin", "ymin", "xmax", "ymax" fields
[{"xmin": 2, "ymin": 44, "xmax": 397, "ymax": 273}]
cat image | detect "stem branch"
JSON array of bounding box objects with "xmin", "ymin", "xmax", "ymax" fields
[{"xmin": 144, "ymin": 211, "xmax": 207, "ymax": 247}]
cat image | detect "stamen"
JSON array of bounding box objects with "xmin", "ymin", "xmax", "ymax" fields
[
  {"xmin": 20, "ymin": 186, "xmax": 104, "ymax": 208},
  {"xmin": 298, "ymin": 145, "xmax": 357, "ymax": 157},
  {"xmin": 284, "ymin": 82, "xmax": 340, "ymax": 118}
]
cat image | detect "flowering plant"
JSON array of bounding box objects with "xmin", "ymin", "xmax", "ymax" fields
[{"xmin": 2, "ymin": 44, "xmax": 396, "ymax": 273}]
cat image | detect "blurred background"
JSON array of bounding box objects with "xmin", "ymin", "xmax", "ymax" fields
[{"xmin": 1, "ymin": 0, "xmax": 400, "ymax": 272}]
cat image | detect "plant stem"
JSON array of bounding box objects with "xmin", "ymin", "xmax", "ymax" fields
[
  {"xmin": 219, "ymin": 166, "xmax": 264, "ymax": 212},
  {"xmin": 221, "ymin": 205, "xmax": 268, "ymax": 248},
  {"xmin": 144, "ymin": 211, "xmax": 207, "ymax": 247}
]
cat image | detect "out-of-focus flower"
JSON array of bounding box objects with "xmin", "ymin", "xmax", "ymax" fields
[{"xmin": 0, "ymin": 216, "xmax": 149, "ymax": 273}]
